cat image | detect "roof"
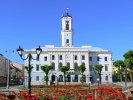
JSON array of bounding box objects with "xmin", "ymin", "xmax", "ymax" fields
[
  {"xmin": 11, "ymin": 62, "xmax": 23, "ymax": 71},
  {"xmin": 88, "ymin": 47, "xmax": 109, "ymax": 52},
  {"xmin": 25, "ymin": 45, "xmax": 111, "ymax": 53}
]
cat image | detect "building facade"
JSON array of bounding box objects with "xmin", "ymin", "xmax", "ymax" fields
[
  {"xmin": 10, "ymin": 62, "xmax": 24, "ymax": 85},
  {"xmin": 0, "ymin": 54, "xmax": 24, "ymax": 85},
  {"xmin": 0, "ymin": 54, "xmax": 8, "ymax": 84},
  {"xmin": 24, "ymin": 10, "xmax": 112, "ymax": 85}
]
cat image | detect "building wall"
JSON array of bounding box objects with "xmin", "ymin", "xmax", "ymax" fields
[
  {"xmin": 89, "ymin": 52, "xmax": 112, "ymax": 83},
  {"xmin": 24, "ymin": 48, "xmax": 91, "ymax": 85},
  {"xmin": 0, "ymin": 55, "xmax": 8, "ymax": 83},
  {"xmin": 24, "ymin": 10, "xmax": 112, "ymax": 85}
]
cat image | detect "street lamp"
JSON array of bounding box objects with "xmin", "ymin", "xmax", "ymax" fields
[
  {"xmin": 97, "ymin": 78, "xmax": 100, "ymax": 88},
  {"xmin": 5, "ymin": 50, "xmax": 14, "ymax": 89},
  {"xmin": 17, "ymin": 46, "xmax": 42, "ymax": 96}
]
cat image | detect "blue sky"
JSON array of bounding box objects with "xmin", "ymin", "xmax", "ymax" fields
[{"xmin": 0, "ymin": 0, "xmax": 133, "ymax": 63}]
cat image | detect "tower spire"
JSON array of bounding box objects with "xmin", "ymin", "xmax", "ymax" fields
[{"xmin": 66, "ymin": 8, "xmax": 69, "ymax": 16}]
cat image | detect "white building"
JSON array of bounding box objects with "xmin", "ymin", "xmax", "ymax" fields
[{"xmin": 24, "ymin": 9, "xmax": 112, "ymax": 85}]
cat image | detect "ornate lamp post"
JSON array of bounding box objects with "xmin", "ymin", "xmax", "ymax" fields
[{"xmin": 17, "ymin": 46, "xmax": 42, "ymax": 96}]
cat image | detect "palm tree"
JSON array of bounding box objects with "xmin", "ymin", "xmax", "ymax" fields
[
  {"xmin": 77, "ymin": 65, "xmax": 86, "ymax": 85},
  {"xmin": 123, "ymin": 50, "xmax": 133, "ymax": 82},
  {"xmin": 25, "ymin": 66, "xmax": 34, "ymax": 73},
  {"xmin": 94, "ymin": 64, "xmax": 103, "ymax": 84},
  {"xmin": 60, "ymin": 66, "xmax": 70, "ymax": 85},
  {"xmin": 113, "ymin": 60, "xmax": 125, "ymax": 82},
  {"xmin": 41, "ymin": 65, "xmax": 53, "ymax": 86}
]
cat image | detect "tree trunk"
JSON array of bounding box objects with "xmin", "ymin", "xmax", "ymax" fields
[
  {"xmin": 120, "ymin": 74, "xmax": 123, "ymax": 82},
  {"xmin": 125, "ymin": 69, "xmax": 127, "ymax": 87},
  {"xmin": 46, "ymin": 74, "xmax": 48, "ymax": 86},
  {"xmin": 64, "ymin": 73, "xmax": 66, "ymax": 85},
  {"xmin": 81, "ymin": 73, "xmax": 83, "ymax": 86},
  {"xmin": 98, "ymin": 73, "xmax": 101, "ymax": 84},
  {"xmin": 130, "ymin": 73, "xmax": 133, "ymax": 82}
]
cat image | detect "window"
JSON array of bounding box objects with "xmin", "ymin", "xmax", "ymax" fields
[
  {"xmin": 74, "ymin": 62, "xmax": 78, "ymax": 70},
  {"xmin": 105, "ymin": 57, "xmax": 107, "ymax": 61},
  {"xmin": 82, "ymin": 62, "xmax": 85, "ymax": 66},
  {"xmin": 66, "ymin": 39, "xmax": 69, "ymax": 44},
  {"xmin": 66, "ymin": 21, "xmax": 69, "ymax": 30},
  {"xmin": 97, "ymin": 57, "xmax": 100, "ymax": 61},
  {"xmin": 36, "ymin": 76, "xmax": 39, "ymax": 81},
  {"xmin": 59, "ymin": 55, "xmax": 62, "ymax": 60},
  {"xmin": 36, "ymin": 64, "xmax": 39, "ymax": 71},
  {"xmin": 66, "ymin": 62, "xmax": 70, "ymax": 67},
  {"xmin": 105, "ymin": 76, "xmax": 108, "ymax": 81},
  {"xmin": 82, "ymin": 55, "xmax": 85, "ymax": 60},
  {"xmin": 105, "ymin": 65, "xmax": 108, "ymax": 71},
  {"xmin": 44, "ymin": 56, "xmax": 47, "ymax": 61},
  {"xmin": 74, "ymin": 55, "xmax": 78, "ymax": 60},
  {"xmin": 89, "ymin": 57, "xmax": 92, "ymax": 61},
  {"xmin": 52, "ymin": 55, "xmax": 55, "ymax": 60}
]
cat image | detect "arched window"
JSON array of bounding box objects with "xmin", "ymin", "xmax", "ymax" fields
[
  {"xmin": 74, "ymin": 62, "xmax": 78, "ymax": 70},
  {"xmin": 105, "ymin": 75, "xmax": 108, "ymax": 81},
  {"xmin": 67, "ymin": 75, "xmax": 71, "ymax": 82},
  {"xmin": 59, "ymin": 75, "xmax": 63, "ymax": 82},
  {"xmin": 74, "ymin": 75, "xmax": 78, "ymax": 82},
  {"xmin": 66, "ymin": 21, "xmax": 69, "ymax": 30},
  {"xmin": 51, "ymin": 62, "xmax": 55, "ymax": 70},
  {"xmin": 59, "ymin": 62, "xmax": 62, "ymax": 70},
  {"xmin": 82, "ymin": 62, "xmax": 85, "ymax": 66},
  {"xmin": 51, "ymin": 75, "xmax": 55, "ymax": 82},
  {"xmin": 66, "ymin": 62, "xmax": 70, "ymax": 68},
  {"xmin": 66, "ymin": 39, "xmax": 69, "ymax": 44}
]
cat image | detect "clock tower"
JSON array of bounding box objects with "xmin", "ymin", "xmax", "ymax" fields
[{"xmin": 61, "ymin": 8, "xmax": 73, "ymax": 47}]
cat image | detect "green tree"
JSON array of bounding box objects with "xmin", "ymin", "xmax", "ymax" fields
[
  {"xmin": 41, "ymin": 65, "xmax": 53, "ymax": 85},
  {"xmin": 123, "ymin": 50, "xmax": 133, "ymax": 82},
  {"xmin": 25, "ymin": 66, "xmax": 34, "ymax": 73},
  {"xmin": 94, "ymin": 64, "xmax": 103, "ymax": 84},
  {"xmin": 113, "ymin": 60, "xmax": 125, "ymax": 82},
  {"xmin": 77, "ymin": 65, "xmax": 86, "ymax": 86},
  {"xmin": 113, "ymin": 60, "xmax": 128, "ymax": 86},
  {"xmin": 60, "ymin": 66, "xmax": 70, "ymax": 85}
]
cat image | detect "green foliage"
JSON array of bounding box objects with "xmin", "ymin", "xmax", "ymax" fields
[
  {"xmin": 123, "ymin": 50, "xmax": 133, "ymax": 59},
  {"xmin": 94, "ymin": 64, "xmax": 103, "ymax": 84},
  {"xmin": 41, "ymin": 65, "xmax": 53, "ymax": 85},
  {"xmin": 123, "ymin": 50, "xmax": 133, "ymax": 82},
  {"xmin": 124, "ymin": 58, "xmax": 133, "ymax": 68},
  {"xmin": 77, "ymin": 65, "xmax": 86, "ymax": 74},
  {"xmin": 94, "ymin": 64, "xmax": 103, "ymax": 73},
  {"xmin": 60, "ymin": 66, "xmax": 70, "ymax": 73},
  {"xmin": 80, "ymin": 75, "xmax": 86, "ymax": 83},
  {"xmin": 60, "ymin": 66, "xmax": 70, "ymax": 85},
  {"xmin": 41, "ymin": 65, "xmax": 53, "ymax": 75},
  {"xmin": 25, "ymin": 66, "xmax": 33, "ymax": 73},
  {"xmin": 45, "ymin": 76, "xmax": 49, "ymax": 82},
  {"xmin": 77, "ymin": 65, "xmax": 86, "ymax": 85},
  {"xmin": 113, "ymin": 60, "xmax": 126, "ymax": 82},
  {"xmin": 113, "ymin": 60, "xmax": 125, "ymax": 70}
]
